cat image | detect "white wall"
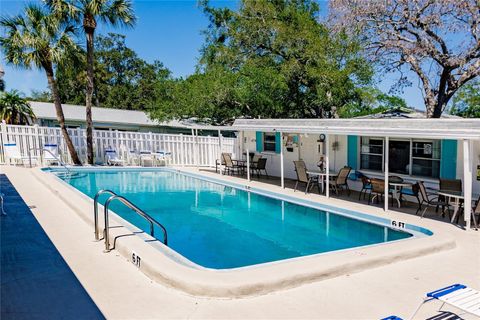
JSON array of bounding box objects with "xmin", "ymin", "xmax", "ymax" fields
[
  {"xmin": 456, "ymin": 139, "xmax": 480, "ymax": 197},
  {"xmin": 241, "ymin": 130, "xmax": 480, "ymax": 197}
]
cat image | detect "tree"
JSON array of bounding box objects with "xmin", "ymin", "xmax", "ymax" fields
[
  {"xmin": 150, "ymin": 0, "xmax": 373, "ymax": 124},
  {"xmin": 0, "ymin": 90, "xmax": 36, "ymax": 125},
  {"xmin": 29, "ymin": 90, "xmax": 53, "ymax": 102},
  {"xmin": 56, "ymin": 33, "xmax": 171, "ymax": 110},
  {"xmin": 338, "ymin": 87, "xmax": 408, "ymax": 118},
  {"xmin": 48, "ymin": 0, "xmax": 136, "ymax": 164},
  {"xmin": 450, "ymin": 80, "xmax": 480, "ymax": 118},
  {"xmin": 329, "ymin": 0, "xmax": 480, "ymax": 118},
  {"xmin": 0, "ymin": 4, "xmax": 82, "ymax": 164}
]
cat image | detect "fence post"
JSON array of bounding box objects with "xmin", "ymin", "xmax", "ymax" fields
[{"xmin": 1, "ymin": 120, "xmax": 7, "ymax": 164}]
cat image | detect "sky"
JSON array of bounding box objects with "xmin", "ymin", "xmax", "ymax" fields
[{"xmin": 0, "ymin": 0, "xmax": 425, "ymax": 109}]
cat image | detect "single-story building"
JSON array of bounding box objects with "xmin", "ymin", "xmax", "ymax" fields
[
  {"xmin": 29, "ymin": 101, "xmax": 192, "ymax": 134},
  {"xmin": 200, "ymin": 118, "xmax": 480, "ymax": 228}
]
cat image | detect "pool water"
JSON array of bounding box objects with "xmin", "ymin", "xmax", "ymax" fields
[{"xmin": 59, "ymin": 169, "xmax": 412, "ymax": 269}]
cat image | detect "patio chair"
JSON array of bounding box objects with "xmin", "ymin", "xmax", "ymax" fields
[
  {"xmin": 222, "ymin": 153, "xmax": 242, "ymax": 175},
  {"xmin": 3, "ymin": 143, "xmax": 35, "ymax": 166},
  {"xmin": 357, "ymin": 171, "xmax": 372, "ymax": 200},
  {"xmin": 216, "ymin": 153, "xmax": 230, "ymax": 173},
  {"xmin": 410, "ymin": 283, "xmax": 480, "ymax": 319},
  {"xmin": 471, "ymin": 195, "xmax": 480, "ymax": 230},
  {"xmin": 105, "ymin": 149, "xmax": 124, "ymax": 166},
  {"xmin": 368, "ymin": 178, "xmax": 385, "ymax": 204},
  {"xmin": 251, "ymin": 157, "xmax": 268, "ymax": 178},
  {"xmin": 400, "ymin": 183, "xmax": 421, "ymax": 212},
  {"xmin": 329, "ymin": 166, "xmax": 352, "ymax": 195},
  {"xmin": 42, "ymin": 144, "xmax": 60, "ymax": 165},
  {"xmin": 293, "ymin": 160, "xmax": 319, "ymax": 194},
  {"xmin": 416, "ymin": 181, "xmax": 450, "ymax": 218}
]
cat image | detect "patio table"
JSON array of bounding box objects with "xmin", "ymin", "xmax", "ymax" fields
[
  {"xmin": 389, "ymin": 182, "xmax": 412, "ymax": 208},
  {"xmin": 437, "ymin": 190, "xmax": 464, "ymax": 223},
  {"xmin": 306, "ymin": 170, "xmax": 336, "ymax": 194}
]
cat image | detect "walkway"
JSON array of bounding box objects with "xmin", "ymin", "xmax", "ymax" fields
[{"xmin": 0, "ymin": 174, "xmax": 104, "ymax": 319}]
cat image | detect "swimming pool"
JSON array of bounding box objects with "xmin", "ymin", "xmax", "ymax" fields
[{"xmin": 56, "ymin": 168, "xmax": 417, "ymax": 269}]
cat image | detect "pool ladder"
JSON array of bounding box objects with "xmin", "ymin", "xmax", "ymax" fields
[{"xmin": 94, "ymin": 190, "xmax": 168, "ymax": 252}]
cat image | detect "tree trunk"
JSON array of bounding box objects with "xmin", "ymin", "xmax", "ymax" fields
[
  {"xmin": 85, "ymin": 29, "xmax": 95, "ymax": 165},
  {"xmin": 44, "ymin": 61, "xmax": 82, "ymax": 165}
]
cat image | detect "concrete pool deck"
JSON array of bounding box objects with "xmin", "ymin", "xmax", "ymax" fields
[{"xmin": 2, "ymin": 165, "xmax": 479, "ymax": 319}]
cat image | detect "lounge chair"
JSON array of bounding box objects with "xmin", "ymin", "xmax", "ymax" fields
[
  {"xmin": 120, "ymin": 145, "xmax": 139, "ymax": 166},
  {"xmin": 139, "ymin": 150, "xmax": 154, "ymax": 166},
  {"xmin": 417, "ymin": 181, "xmax": 450, "ymax": 218},
  {"xmin": 329, "ymin": 166, "xmax": 352, "ymax": 195},
  {"xmin": 410, "ymin": 283, "xmax": 480, "ymax": 319},
  {"xmin": 42, "ymin": 144, "xmax": 60, "ymax": 165},
  {"xmin": 105, "ymin": 149, "xmax": 124, "ymax": 166},
  {"xmin": 293, "ymin": 160, "xmax": 319, "ymax": 194},
  {"xmin": 152, "ymin": 150, "xmax": 172, "ymax": 166},
  {"xmin": 3, "ymin": 143, "xmax": 36, "ymax": 166}
]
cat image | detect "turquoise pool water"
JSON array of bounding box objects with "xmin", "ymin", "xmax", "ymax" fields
[{"xmin": 58, "ymin": 169, "xmax": 413, "ymax": 269}]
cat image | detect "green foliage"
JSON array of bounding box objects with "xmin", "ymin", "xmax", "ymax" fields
[
  {"xmin": 338, "ymin": 87, "xmax": 408, "ymax": 118},
  {"xmin": 56, "ymin": 33, "xmax": 171, "ymax": 110},
  {"xmin": 149, "ymin": 0, "xmax": 373, "ymax": 124},
  {"xmin": 28, "ymin": 90, "xmax": 52, "ymax": 102},
  {"xmin": 0, "ymin": 90, "xmax": 36, "ymax": 125},
  {"xmin": 450, "ymin": 81, "xmax": 480, "ymax": 118}
]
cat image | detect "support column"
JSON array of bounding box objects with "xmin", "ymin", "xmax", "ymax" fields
[
  {"xmin": 280, "ymin": 132, "xmax": 284, "ymax": 188},
  {"xmin": 384, "ymin": 136, "xmax": 389, "ymax": 212},
  {"xmin": 325, "ymin": 134, "xmax": 330, "ymax": 198},
  {"xmin": 246, "ymin": 147, "xmax": 250, "ymax": 181},
  {"xmin": 463, "ymin": 139, "xmax": 472, "ymax": 229},
  {"xmin": 218, "ymin": 130, "xmax": 223, "ymax": 175}
]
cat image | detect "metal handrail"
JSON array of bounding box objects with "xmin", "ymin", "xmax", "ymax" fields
[
  {"xmin": 28, "ymin": 147, "xmax": 71, "ymax": 175},
  {"xmin": 100, "ymin": 194, "xmax": 168, "ymax": 252},
  {"xmin": 93, "ymin": 189, "xmax": 117, "ymax": 240}
]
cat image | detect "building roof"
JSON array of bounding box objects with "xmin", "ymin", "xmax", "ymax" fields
[
  {"xmin": 231, "ymin": 118, "xmax": 480, "ymax": 139},
  {"xmin": 29, "ymin": 101, "xmax": 189, "ymax": 128},
  {"xmin": 355, "ymin": 107, "xmax": 460, "ymax": 119}
]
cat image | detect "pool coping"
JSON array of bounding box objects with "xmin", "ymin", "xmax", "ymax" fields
[{"xmin": 32, "ymin": 167, "xmax": 456, "ymax": 298}]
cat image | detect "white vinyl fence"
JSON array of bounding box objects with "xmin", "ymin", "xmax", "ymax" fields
[{"xmin": 0, "ymin": 122, "xmax": 237, "ymax": 166}]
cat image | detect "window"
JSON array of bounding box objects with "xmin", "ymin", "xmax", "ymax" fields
[
  {"xmin": 263, "ymin": 133, "xmax": 276, "ymax": 152},
  {"xmin": 359, "ymin": 137, "xmax": 441, "ymax": 178},
  {"xmin": 389, "ymin": 140, "xmax": 410, "ymax": 175},
  {"xmin": 411, "ymin": 140, "xmax": 441, "ymax": 178},
  {"xmin": 360, "ymin": 137, "xmax": 383, "ymax": 171}
]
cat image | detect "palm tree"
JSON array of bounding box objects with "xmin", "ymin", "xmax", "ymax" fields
[
  {"xmin": 0, "ymin": 4, "xmax": 82, "ymax": 164},
  {"xmin": 47, "ymin": 0, "xmax": 135, "ymax": 165},
  {"xmin": 0, "ymin": 90, "xmax": 36, "ymax": 125}
]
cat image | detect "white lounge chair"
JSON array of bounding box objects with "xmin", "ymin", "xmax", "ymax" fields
[
  {"xmin": 139, "ymin": 150, "xmax": 154, "ymax": 166},
  {"xmin": 152, "ymin": 150, "xmax": 172, "ymax": 166},
  {"xmin": 3, "ymin": 143, "xmax": 36, "ymax": 166},
  {"xmin": 410, "ymin": 283, "xmax": 480, "ymax": 319},
  {"xmin": 105, "ymin": 149, "xmax": 124, "ymax": 166},
  {"xmin": 42, "ymin": 144, "xmax": 60, "ymax": 165}
]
